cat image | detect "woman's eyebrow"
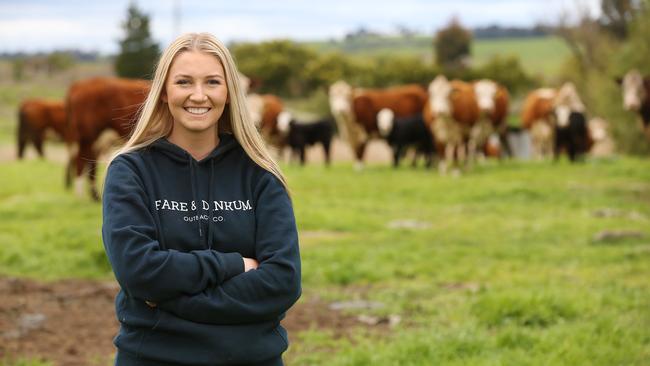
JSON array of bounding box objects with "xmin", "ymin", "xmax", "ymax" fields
[{"xmin": 172, "ymin": 73, "xmax": 225, "ymax": 80}]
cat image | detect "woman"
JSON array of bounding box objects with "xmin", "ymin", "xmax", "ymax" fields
[{"xmin": 102, "ymin": 32, "xmax": 301, "ymax": 366}]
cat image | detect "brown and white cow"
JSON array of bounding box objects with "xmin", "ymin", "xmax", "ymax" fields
[
  {"xmin": 423, "ymin": 75, "xmax": 479, "ymax": 174},
  {"xmin": 246, "ymin": 93, "xmax": 285, "ymax": 149},
  {"xmin": 329, "ymin": 80, "xmax": 428, "ymax": 169},
  {"xmin": 473, "ymin": 79, "xmax": 510, "ymax": 158},
  {"xmin": 66, "ymin": 77, "xmax": 150, "ymax": 200},
  {"xmin": 17, "ymin": 99, "xmax": 66, "ymax": 159},
  {"xmin": 618, "ymin": 69, "xmax": 650, "ymax": 140},
  {"xmin": 521, "ymin": 88, "xmax": 557, "ymax": 159}
]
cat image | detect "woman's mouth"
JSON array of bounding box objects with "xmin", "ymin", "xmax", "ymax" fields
[{"xmin": 185, "ymin": 107, "xmax": 211, "ymax": 115}]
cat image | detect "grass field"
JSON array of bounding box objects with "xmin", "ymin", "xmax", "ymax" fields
[
  {"xmin": 1, "ymin": 155, "xmax": 649, "ymax": 365},
  {"xmin": 303, "ymin": 35, "xmax": 570, "ymax": 77}
]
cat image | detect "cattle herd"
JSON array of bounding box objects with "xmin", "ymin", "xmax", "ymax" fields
[{"xmin": 15, "ymin": 69, "xmax": 649, "ymax": 200}]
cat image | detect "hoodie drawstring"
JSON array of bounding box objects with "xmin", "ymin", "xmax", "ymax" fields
[
  {"xmin": 207, "ymin": 160, "xmax": 214, "ymax": 249},
  {"xmin": 189, "ymin": 156, "xmax": 202, "ymax": 238}
]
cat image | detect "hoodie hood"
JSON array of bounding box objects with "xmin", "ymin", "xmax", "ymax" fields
[{"xmin": 150, "ymin": 132, "xmax": 239, "ymax": 164}]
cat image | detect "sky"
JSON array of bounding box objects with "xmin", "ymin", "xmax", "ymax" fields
[{"xmin": 0, "ymin": 0, "xmax": 602, "ymax": 54}]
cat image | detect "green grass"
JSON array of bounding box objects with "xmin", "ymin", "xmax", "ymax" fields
[
  {"xmin": 1, "ymin": 155, "xmax": 649, "ymax": 365},
  {"xmin": 303, "ymin": 35, "xmax": 570, "ymax": 77}
]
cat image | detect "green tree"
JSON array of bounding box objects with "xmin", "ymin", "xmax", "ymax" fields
[
  {"xmin": 114, "ymin": 3, "xmax": 160, "ymax": 79},
  {"xmin": 232, "ymin": 40, "xmax": 318, "ymax": 97},
  {"xmin": 434, "ymin": 18, "xmax": 472, "ymax": 70}
]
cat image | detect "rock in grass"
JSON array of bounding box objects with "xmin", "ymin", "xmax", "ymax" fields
[{"xmin": 592, "ymin": 230, "xmax": 645, "ymax": 243}]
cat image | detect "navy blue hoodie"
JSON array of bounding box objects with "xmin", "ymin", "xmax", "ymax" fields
[{"xmin": 102, "ymin": 133, "xmax": 301, "ymax": 365}]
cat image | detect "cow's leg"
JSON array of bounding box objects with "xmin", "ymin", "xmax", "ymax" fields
[
  {"xmin": 322, "ymin": 140, "xmax": 331, "ymax": 166},
  {"xmin": 34, "ymin": 132, "xmax": 45, "ymax": 158},
  {"xmin": 299, "ymin": 146, "xmax": 306, "ymax": 166},
  {"xmin": 393, "ymin": 145, "xmax": 402, "ymax": 168},
  {"xmin": 354, "ymin": 141, "xmax": 367, "ymax": 171},
  {"xmin": 87, "ymin": 157, "xmax": 100, "ymax": 201}
]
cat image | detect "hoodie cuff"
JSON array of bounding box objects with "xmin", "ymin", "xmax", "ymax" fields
[{"xmin": 222, "ymin": 251, "xmax": 245, "ymax": 280}]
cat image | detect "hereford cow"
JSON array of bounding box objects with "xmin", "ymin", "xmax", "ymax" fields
[
  {"xmin": 329, "ymin": 80, "xmax": 428, "ymax": 169},
  {"xmin": 521, "ymin": 88, "xmax": 557, "ymax": 159},
  {"xmin": 617, "ymin": 69, "xmax": 650, "ymax": 140},
  {"xmin": 473, "ymin": 79, "xmax": 511, "ymax": 158},
  {"xmin": 377, "ymin": 108, "xmax": 434, "ymax": 168},
  {"xmin": 17, "ymin": 99, "xmax": 66, "ymax": 159},
  {"xmin": 423, "ymin": 75, "xmax": 479, "ymax": 174},
  {"xmin": 66, "ymin": 77, "xmax": 150, "ymax": 200},
  {"xmin": 246, "ymin": 93, "xmax": 285, "ymax": 149}
]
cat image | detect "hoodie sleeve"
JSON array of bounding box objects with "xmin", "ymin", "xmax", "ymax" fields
[
  {"xmin": 102, "ymin": 157, "xmax": 245, "ymax": 302},
  {"xmin": 157, "ymin": 172, "xmax": 302, "ymax": 324}
]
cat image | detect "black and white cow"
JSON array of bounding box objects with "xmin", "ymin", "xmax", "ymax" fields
[
  {"xmin": 277, "ymin": 112, "xmax": 334, "ymax": 165},
  {"xmin": 377, "ymin": 108, "xmax": 435, "ymax": 168},
  {"xmin": 553, "ymin": 83, "xmax": 591, "ymax": 161}
]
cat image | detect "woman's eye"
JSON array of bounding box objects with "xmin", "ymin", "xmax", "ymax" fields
[
  {"xmin": 175, "ymin": 79, "xmax": 190, "ymax": 85},
  {"xmin": 207, "ymin": 79, "xmax": 221, "ymax": 85}
]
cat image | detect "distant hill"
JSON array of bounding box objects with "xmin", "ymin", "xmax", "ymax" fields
[{"xmin": 301, "ymin": 33, "xmax": 569, "ymax": 79}]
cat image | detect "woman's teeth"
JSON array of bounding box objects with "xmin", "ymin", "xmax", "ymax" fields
[{"xmin": 185, "ymin": 107, "xmax": 210, "ymax": 115}]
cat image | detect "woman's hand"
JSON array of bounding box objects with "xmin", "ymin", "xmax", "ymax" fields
[{"xmin": 243, "ymin": 257, "xmax": 259, "ymax": 272}]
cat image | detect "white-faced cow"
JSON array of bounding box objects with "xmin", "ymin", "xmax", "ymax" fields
[
  {"xmin": 552, "ymin": 82, "xmax": 592, "ymax": 161},
  {"xmin": 276, "ymin": 111, "xmax": 334, "ymax": 166},
  {"xmin": 377, "ymin": 108, "xmax": 434, "ymax": 168},
  {"xmin": 618, "ymin": 69, "xmax": 650, "ymax": 140},
  {"xmin": 423, "ymin": 75, "xmax": 479, "ymax": 174},
  {"xmin": 473, "ymin": 79, "xmax": 510, "ymax": 158},
  {"xmin": 521, "ymin": 88, "xmax": 557, "ymax": 159},
  {"xmin": 328, "ymin": 80, "xmax": 428, "ymax": 170}
]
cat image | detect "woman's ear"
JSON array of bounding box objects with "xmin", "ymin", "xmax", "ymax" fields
[{"xmin": 161, "ymin": 90, "xmax": 168, "ymax": 103}]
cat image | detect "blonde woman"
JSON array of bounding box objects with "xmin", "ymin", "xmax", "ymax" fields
[{"xmin": 102, "ymin": 33, "xmax": 301, "ymax": 366}]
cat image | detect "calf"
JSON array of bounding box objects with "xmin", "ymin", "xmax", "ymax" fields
[
  {"xmin": 553, "ymin": 82, "xmax": 591, "ymax": 162},
  {"xmin": 277, "ymin": 112, "xmax": 334, "ymax": 165},
  {"xmin": 554, "ymin": 111, "xmax": 592, "ymax": 161},
  {"xmin": 377, "ymin": 108, "xmax": 434, "ymax": 168},
  {"xmin": 17, "ymin": 99, "xmax": 66, "ymax": 159}
]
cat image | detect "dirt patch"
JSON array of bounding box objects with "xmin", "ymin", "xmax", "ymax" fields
[{"xmin": 0, "ymin": 277, "xmax": 379, "ymax": 366}]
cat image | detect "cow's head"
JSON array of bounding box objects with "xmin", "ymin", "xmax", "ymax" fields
[
  {"xmin": 277, "ymin": 111, "xmax": 293, "ymax": 135},
  {"xmin": 328, "ymin": 80, "xmax": 353, "ymax": 117},
  {"xmin": 554, "ymin": 82, "xmax": 585, "ymax": 128},
  {"xmin": 428, "ymin": 75, "xmax": 453, "ymax": 116},
  {"xmin": 474, "ymin": 79, "xmax": 498, "ymax": 113},
  {"xmin": 377, "ymin": 108, "xmax": 394, "ymax": 137},
  {"xmin": 619, "ymin": 69, "xmax": 646, "ymax": 112}
]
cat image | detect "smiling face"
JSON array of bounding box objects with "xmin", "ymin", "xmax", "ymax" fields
[{"xmin": 162, "ymin": 50, "xmax": 228, "ymax": 139}]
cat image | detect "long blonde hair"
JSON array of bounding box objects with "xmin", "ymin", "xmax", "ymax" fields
[{"xmin": 110, "ymin": 32, "xmax": 288, "ymax": 190}]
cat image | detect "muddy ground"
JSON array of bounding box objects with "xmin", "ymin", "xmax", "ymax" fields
[{"xmin": 0, "ymin": 276, "xmax": 389, "ymax": 366}]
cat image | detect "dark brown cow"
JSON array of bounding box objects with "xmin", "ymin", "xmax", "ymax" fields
[
  {"xmin": 329, "ymin": 80, "xmax": 428, "ymax": 169},
  {"xmin": 423, "ymin": 75, "xmax": 480, "ymax": 174},
  {"xmin": 17, "ymin": 99, "xmax": 66, "ymax": 159},
  {"xmin": 618, "ymin": 69, "xmax": 650, "ymax": 140},
  {"xmin": 66, "ymin": 77, "xmax": 150, "ymax": 200}
]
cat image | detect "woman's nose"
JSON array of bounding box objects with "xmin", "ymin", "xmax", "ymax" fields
[{"xmin": 190, "ymin": 86, "xmax": 208, "ymax": 102}]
